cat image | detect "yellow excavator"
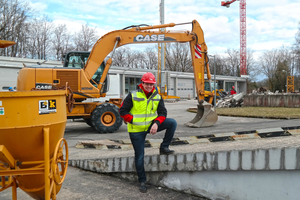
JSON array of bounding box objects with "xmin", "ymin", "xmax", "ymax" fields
[{"xmin": 17, "ymin": 19, "xmax": 218, "ymax": 132}]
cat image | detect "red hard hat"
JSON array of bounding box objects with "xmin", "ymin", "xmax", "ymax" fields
[
  {"xmin": 232, "ymin": 86, "xmax": 235, "ymax": 89},
  {"xmin": 141, "ymin": 72, "xmax": 156, "ymax": 84}
]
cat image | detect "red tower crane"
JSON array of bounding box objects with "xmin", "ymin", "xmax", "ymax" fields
[{"xmin": 221, "ymin": 0, "xmax": 247, "ymax": 76}]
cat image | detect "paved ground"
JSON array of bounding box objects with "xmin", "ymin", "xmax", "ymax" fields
[
  {"xmin": 0, "ymin": 166, "xmax": 206, "ymax": 200},
  {"xmin": 1, "ymin": 99, "xmax": 300, "ymax": 199},
  {"xmin": 65, "ymin": 100, "xmax": 300, "ymax": 148}
]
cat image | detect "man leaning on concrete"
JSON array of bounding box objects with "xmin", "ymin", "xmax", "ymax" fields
[{"xmin": 119, "ymin": 72, "xmax": 177, "ymax": 193}]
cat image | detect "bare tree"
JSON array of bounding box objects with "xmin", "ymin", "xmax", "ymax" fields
[
  {"xmin": 245, "ymin": 48, "xmax": 258, "ymax": 81},
  {"xmin": 294, "ymin": 22, "xmax": 300, "ymax": 73},
  {"xmin": 165, "ymin": 43, "xmax": 192, "ymax": 72},
  {"xmin": 74, "ymin": 24, "xmax": 98, "ymax": 51},
  {"xmin": 132, "ymin": 51, "xmax": 146, "ymax": 69},
  {"xmin": 0, "ymin": 0, "xmax": 31, "ymax": 56},
  {"xmin": 52, "ymin": 24, "xmax": 73, "ymax": 60},
  {"xmin": 273, "ymin": 60, "xmax": 289, "ymax": 92},
  {"xmin": 15, "ymin": 22, "xmax": 30, "ymax": 58},
  {"xmin": 225, "ymin": 49, "xmax": 240, "ymax": 76},
  {"xmin": 143, "ymin": 47, "xmax": 157, "ymax": 70},
  {"xmin": 209, "ymin": 55, "xmax": 222, "ymax": 75},
  {"xmin": 27, "ymin": 16, "xmax": 54, "ymax": 60},
  {"xmin": 113, "ymin": 47, "xmax": 129, "ymax": 67},
  {"xmin": 214, "ymin": 54, "xmax": 231, "ymax": 76},
  {"xmin": 208, "ymin": 49, "xmax": 255, "ymax": 79},
  {"xmin": 126, "ymin": 50, "xmax": 139, "ymax": 68},
  {"xmin": 258, "ymin": 49, "xmax": 280, "ymax": 91},
  {"xmin": 112, "ymin": 47, "xmax": 142, "ymax": 69}
]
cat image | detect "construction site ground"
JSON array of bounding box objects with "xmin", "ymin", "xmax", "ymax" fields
[{"xmin": 1, "ymin": 99, "xmax": 300, "ymax": 200}]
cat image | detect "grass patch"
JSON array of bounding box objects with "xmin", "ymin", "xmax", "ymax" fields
[{"xmin": 215, "ymin": 107, "xmax": 300, "ymax": 119}]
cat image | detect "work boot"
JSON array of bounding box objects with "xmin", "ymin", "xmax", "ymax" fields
[
  {"xmin": 139, "ymin": 182, "xmax": 147, "ymax": 193},
  {"xmin": 159, "ymin": 148, "xmax": 175, "ymax": 155}
]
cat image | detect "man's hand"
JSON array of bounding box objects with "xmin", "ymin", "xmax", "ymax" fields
[{"xmin": 150, "ymin": 123, "xmax": 158, "ymax": 135}]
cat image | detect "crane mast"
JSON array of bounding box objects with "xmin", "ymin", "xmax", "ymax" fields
[{"xmin": 221, "ymin": 0, "xmax": 247, "ymax": 76}]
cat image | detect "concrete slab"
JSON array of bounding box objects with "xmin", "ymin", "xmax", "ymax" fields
[{"xmin": 256, "ymin": 127, "xmax": 284, "ymax": 133}]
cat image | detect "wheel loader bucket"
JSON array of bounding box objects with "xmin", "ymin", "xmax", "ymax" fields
[{"xmin": 185, "ymin": 101, "xmax": 218, "ymax": 127}]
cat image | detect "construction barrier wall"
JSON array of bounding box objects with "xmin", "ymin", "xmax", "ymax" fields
[{"xmin": 243, "ymin": 94, "xmax": 300, "ymax": 107}]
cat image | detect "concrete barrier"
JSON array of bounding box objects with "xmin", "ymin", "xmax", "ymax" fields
[
  {"xmin": 244, "ymin": 94, "xmax": 300, "ymax": 107},
  {"xmin": 70, "ymin": 146, "xmax": 300, "ymax": 200}
]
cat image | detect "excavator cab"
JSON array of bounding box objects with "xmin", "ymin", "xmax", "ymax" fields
[{"xmin": 63, "ymin": 51, "xmax": 109, "ymax": 94}]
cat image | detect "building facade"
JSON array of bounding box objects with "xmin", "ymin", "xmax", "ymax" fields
[{"xmin": 0, "ymin": 56, "xmax": 247, "ymax": 100}]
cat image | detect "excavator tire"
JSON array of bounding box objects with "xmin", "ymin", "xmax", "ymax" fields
[{"xmin": 91, "ymin": 103, "xmax": 122, "ymax": 133}]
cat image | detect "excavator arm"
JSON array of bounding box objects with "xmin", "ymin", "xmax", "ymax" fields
[
  {"xmin": 85, "ymin": 20, "xmax": 209, "ymax": 101},
  {"xmin": 84, "ymin": 20, "xmax": 217, "ymax": 127},
  {"xmin": 84, "ymin": 23, "xmax": 192, "ymax": 83}
]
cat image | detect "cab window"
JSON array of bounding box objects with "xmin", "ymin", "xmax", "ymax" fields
[{"xmin": 64, "ymin": 52, "xmax": 90, "ymax": 68}]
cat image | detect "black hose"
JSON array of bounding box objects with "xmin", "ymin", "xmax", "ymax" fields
[{"xmin": 122, "ymin": 24, "xmax": 150, "ymax": 30}]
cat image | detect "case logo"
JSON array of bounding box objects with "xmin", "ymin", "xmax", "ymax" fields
[
  {"xmin": 36, "ymin": 83, "xmax": 52, "ymax": 90},
  {"xmin": 133, "ymin": 34, "xmax": 175, "ymax": 42}
]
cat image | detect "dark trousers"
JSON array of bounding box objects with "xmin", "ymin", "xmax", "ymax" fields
[{"xmin": 129, "ymin": 118, "xmax": 177, "ymax": 183}]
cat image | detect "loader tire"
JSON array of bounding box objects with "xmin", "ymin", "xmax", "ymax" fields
[
  {"xmin": 204, "ymin": 96, "xmax": 221, "ymax": 106},
  {"xmin": 91, "ymin": 103, "xmax": 122, "ymax": 133},
  {"xmin": 84, "ymin": 118, "xmax": 93, "ymax": 127},
  {"xmin": 212, "ymin": 96, "xmax": 221, "ymax": 106}
]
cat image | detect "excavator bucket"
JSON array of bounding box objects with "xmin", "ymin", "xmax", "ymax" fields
[{"xmin": 185, "ymin": 101, "xmax": 218, "ymax": 127}]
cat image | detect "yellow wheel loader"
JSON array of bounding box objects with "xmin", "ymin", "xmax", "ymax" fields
[
  {"xmin": 17, "ymin": 19, "xmax": 218, "ymax": 132},
  {"xmin": 204, "ymin": 80, "xmax": 227, "ymax": 106}
]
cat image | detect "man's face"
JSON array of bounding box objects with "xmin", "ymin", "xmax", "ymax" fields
[{"xmin": 142, "ymin": 82, "xmax": 154, "ymax": 92}]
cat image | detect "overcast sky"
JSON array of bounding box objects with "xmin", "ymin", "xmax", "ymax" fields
[{"xmin": 27, "ymin": 0, "xmax": 299, "ymax": 58}]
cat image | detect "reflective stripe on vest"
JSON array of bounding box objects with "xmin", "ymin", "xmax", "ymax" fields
[{"xmin": 127, "ymin": 89, "xmax": 161, "ymax": 133}]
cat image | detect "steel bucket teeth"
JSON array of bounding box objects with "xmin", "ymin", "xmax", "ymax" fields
[{"xmin": 185, "ymin": 101, "xmax": 218, "ymax": 128}]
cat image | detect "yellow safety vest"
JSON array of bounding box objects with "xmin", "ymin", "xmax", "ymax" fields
[{"xmin": 128, "ymin": 89, "xmax": 161, "ymax": 133}]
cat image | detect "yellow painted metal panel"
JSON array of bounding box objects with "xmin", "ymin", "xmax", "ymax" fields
[
  {"xmin": 36, "ymin": 68, "xmax": 53, "ymax": 86},
  {"xmin": 0, "ymin": 90, "xmax": 67, "ymax": 199},
  {"xmin": 0, "ymin": 40, "xmax": 16, "ymax": 48},
  {"xmin": 0, "ymin": 145, "xmax": 15, "ymax": 168}
]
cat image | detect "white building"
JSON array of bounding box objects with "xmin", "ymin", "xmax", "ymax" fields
[{"xmin": 0, "ymin": 56, "xmax": 247, "ymax": 100}]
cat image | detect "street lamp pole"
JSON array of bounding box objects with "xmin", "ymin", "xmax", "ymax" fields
[
  {"xmin": 209, "ymin": 54, "xmax": 216, "ymax": 108},
  {"xmin": 213, "ymin": 55, "xmax": 216, "ymax": 108}
]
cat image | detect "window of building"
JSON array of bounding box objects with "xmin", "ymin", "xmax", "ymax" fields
[
  {"xmin": 125, "ymin": 77, "xmax": 142, "ymax": 94},
  {"xmin": 225, "ymin": 82, "xmax": 235, "ymax": 91}
]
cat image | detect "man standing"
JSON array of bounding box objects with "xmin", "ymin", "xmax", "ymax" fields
[
  {"xmin": 119, "ymin": 72, "xmax": 177, "ymax": 193},
  {"xmin": 230, "ymin": 86, "xmax": 237, "ymax": 95}
]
